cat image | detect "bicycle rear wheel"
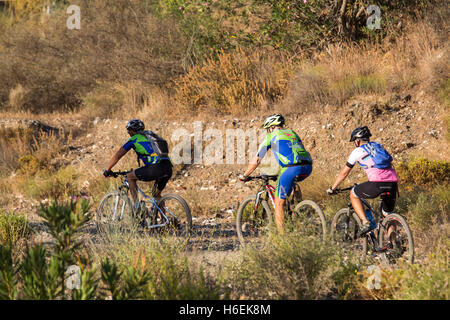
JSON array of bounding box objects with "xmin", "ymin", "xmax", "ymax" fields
[
  {"xmin": 236, "ymin": 195, "xmax": 273, "ymax": 246},
  {"xmin": 331, "ymin": 208, "xmax": 368, "ymax": 255},
  {"xmin": 156, "ymin": 193, "xmax": 192, "ymax": 237},
  {"xmin": 291, "ymin": 200, "xmax": 327, "ymax": 241},
  {"xmin": 379, "ymin": 213, "xmax": 414, "ymax": 264},
  {"xmin": 96, "ymin": 191, "xmax": 136, "ymax": 236}
]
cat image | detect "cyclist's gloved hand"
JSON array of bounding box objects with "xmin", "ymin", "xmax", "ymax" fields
[
  {"xmin": 103, "ymin": 169, "xmax": 112, "ymax": 177},
  {"xmin": 238, "ymin": 174, "xmax": 249, "ymax": 182},
  {"xmin": 326, "ymin": 187, "xmax": 336, "ymax": 195}
]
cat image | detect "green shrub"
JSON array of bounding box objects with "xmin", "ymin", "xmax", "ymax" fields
[
  {"xmin": 409, "ymin": 186, "xmax": 449, "ymax": 232},
  {"xmin": 225, "ymin": 232, "xmax": 366, "ymax": 299},
  {"xmin": 0, "ymin": 211, "xmax": 32, "ymax": 246},
  {"xmin": 19, "ymin": 166, "xmax": 80, "ymax": 201},
  {"xmin": 96, "ymin": 236, "xmax": 223, "ymax": 300},
  {"xmin": 0, "ymin": 199, "xmax": 94, "ymax": 300},
  {"xmin": 378, "ymin": 244, "xmax": 449, "ymax": 300},
  {"xmin": 396, "ymin": 158, "xmax": 450, "ymax": 187},
  {"xmin": 17, "ymin": 154, "xmax": 42, "ymax": 176}
]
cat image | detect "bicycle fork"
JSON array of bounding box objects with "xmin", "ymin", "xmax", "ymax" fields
[{"xmin": 145, "ymin": 205, "xmax": 179, "ymax": 229}]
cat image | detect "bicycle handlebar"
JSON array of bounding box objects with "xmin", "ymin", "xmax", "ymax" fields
[
  {"xmin": 335, "ymin": 186, "xmax": 354, "ymax": 192},
  {"xmin": 329, "ymin": 185, "xmax": 355, "ymax": 194},
  {"xmin": 105, "ymin": 169, "xmax": 132, "ymax": 178},
  {"xmin": 238, "ymin": 173, "xmax": 278, "ymax": 182}
]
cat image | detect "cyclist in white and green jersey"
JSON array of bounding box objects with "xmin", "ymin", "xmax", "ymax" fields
[{"xmin": 239, "ymin": 114, "xmax": 313, "ymax": 233}]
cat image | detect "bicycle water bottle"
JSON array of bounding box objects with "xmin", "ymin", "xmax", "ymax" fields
[{"xmin": 365, "ymin": 209, "xmax": 376, "ymax": 229}]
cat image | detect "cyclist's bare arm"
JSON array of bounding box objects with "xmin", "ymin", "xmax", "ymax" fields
[
  {"xmin": 331, "ymin": 165, "xmax": 352, "ymax": 190},
  {"xmin": 243, "ymin": 155, "xmax": 261, "ymax": 177},
  {"xmin": 106, "ymin": 147, "xmax": 128, "ymax": 172}
]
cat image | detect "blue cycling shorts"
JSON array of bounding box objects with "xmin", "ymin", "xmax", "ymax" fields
[{"xmin": 276, "ymin": 165, "xmax": 312, "ymax": 200}]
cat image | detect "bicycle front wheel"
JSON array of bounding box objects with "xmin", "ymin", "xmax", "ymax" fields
[
  {"xmin": 157, "ymin": 193, "xmax": 192, "ymax": 237},
  {"xmin": 96, "ymin": 191, "xmax": 135, "ymax": 236},
  {"xmin": 236, "ymin": 195, "xmax": 273, "ymax": 246},
  {"xmin": 331, "ymin": 208, "xmax": 368, "ymax": 255},
  {"xmin": 291, "ymin": 200, "xmax": 327, "ymax": 241},
  {"xmin": 379, "ymin": 213, "xmax": 414, "ymax": 264}
]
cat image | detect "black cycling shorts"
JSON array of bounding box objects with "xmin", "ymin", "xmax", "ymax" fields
[
  {"xmin": 134, "ymin": 159, "xmax": 173, "ymax": 191},
  {"xmin": 352, "ymin": 181, "xmax": 398, "ymax": 213}
]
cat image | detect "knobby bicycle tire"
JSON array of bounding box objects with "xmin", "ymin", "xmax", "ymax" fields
[
  {"xmin": 236, "ymin": 195, "xmax": 273, "ymax": 246},
  {"xmin": 156, "ymin": 193, "xmax": 192, "ymax": 236},
  {"xmin": 379, "ymin": 213, "xmax": 414, "ymax": 264},
  {"xmin": 96, "ymin": 191, "xmax": 136, "ymax": 236},
  {"xmin": 331, "ymin": 208, "xmax": 368, "ymax": 255},
  {"xmin": 292, "ymin": 200, "xmax": 327, "ymax": 241}
]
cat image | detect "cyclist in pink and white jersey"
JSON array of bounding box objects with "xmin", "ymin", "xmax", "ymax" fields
[{"xmin": 327, "ymin": 126, "xmax": 398, "ymax": 236}]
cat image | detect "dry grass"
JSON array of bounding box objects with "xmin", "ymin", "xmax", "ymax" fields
[
  {"xmin": 0, "ymin": 127, "xmax": 35, "ymax": 175},
  {"xmin": 174, "ymin": 48, "xmax": 292, "ymax": 116},
  {"xmin": 0, "ymin": 0, "xmax": 187, "ymax": 113},
  {"xmin": 280, "ymin": 19, "xmax": 448, "ymax": 114}
]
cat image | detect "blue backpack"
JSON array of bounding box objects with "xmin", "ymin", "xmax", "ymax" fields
[{"xmin": 361, "ymin": 142, "xmax": 393, "ymax": 169}]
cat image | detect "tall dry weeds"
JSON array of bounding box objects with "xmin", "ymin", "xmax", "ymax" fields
[
  {"xmin": 0, "ymin": 0, "xmax": 187, "ymax": 114},
  {"xmin": 281, "ymin": 18, "xmax": 448, "ymax": 114},
  {"xmin": 174, "ymin": 48, "xmax": 293, "ymax": 115}
]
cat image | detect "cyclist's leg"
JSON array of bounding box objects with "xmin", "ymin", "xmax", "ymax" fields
[
  {"xmin": 126, "ymin": 170, "xmax": 139, "ymax": 205},
  {"xmin": 275, "ymin": 165, "xmax": 312, "ymax": 233},
  {"xmin": 154, "ymin": 161, "xmax": 173, "ymax": 201},
  {"xmin": 379, "ymin": 182, "xmax": 398, "ymax": 216},
  {"xmin": 352, "ymin": 182, "xmax": 389, "ymax": 232},
  {"xmin": 135, "ymin": 160, "xmax": 173, "ymax": 200},
  {"xmin": 350, "ymin": 186, "xmax": 368, "ymax": 225},
  {"xmin": 379, "ymin": 182, "xmax": 398, "ymax": 240}
]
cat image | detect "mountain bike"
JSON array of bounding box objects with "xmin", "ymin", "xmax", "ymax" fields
[
  {"xmin": 96, "ymin": 170, "xmax": 192, "ymax": 237},
  {"xmin": 329, "ymin": 185, "xmax": 414, "ymax": 265},
  {"xmin": 236, "ymin": 174, "xmax": 326, "ymax": 246}
]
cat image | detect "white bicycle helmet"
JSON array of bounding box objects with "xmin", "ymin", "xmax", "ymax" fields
[{"xmin": 263, "ymin": 114, "xmax": 285, "ymax": 129}]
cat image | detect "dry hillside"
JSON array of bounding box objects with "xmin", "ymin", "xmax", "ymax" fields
[{"xmin": 1, "ymin": 89, "xmax": 448, "ymax": 259}]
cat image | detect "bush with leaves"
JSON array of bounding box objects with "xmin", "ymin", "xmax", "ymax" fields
[
  {"xmin": 0, "ymin": 211, "xmax": 31, "ymax": 247},
  {"xmin": 0, "ymin": 198, "xmax": 94, "ymax": 299},
  {"xmin": 225, "ymin": 232, "xmax": 367, "ymax": 299},
  {"xmin": 396, "ymin": 158, "xmax": 450, "ymax": 188},
  {"xmin": 0, "ymin": 198, "xmax": 224, "ymax": 300}
]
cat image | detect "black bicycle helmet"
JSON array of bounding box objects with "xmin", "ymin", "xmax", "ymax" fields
[
  {"xmin": 350, "ymin": 126, "xmax": 372, "ymax": 142},
  {"xmin": 263, "ymin": 114, "xmax": 285, "ymax": 129},
  {"xmin": 126, "ymin": 119, "xmax": 145, "ymax": 132}
]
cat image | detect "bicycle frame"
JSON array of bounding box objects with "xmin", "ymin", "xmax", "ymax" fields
[
  {"xmin": 360, "ymin": 198, "xmax": 387, "ymax": 252},
  {"xmin": 254, "ymin": 183, "xmax": 276, "ymax": 213},
  {"xmin": 115, "ymin": 173, "xmax": 177, "ymax": 229},
  {"xmin": 252, "ymin": 177, "xmax": 301, "ymax": 215},
  {"xmin": 341, "ymin": 191, "xmax": 389, "ymax": 253}
]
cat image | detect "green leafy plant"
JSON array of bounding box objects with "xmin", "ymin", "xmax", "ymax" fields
[
  {"xmin": 0, "ymin": 198, "xmax": 93, "ymax": 300},
  {"xmin": 0, "ymin": 244, "xmax": 18, "ymax": 300},
  {"xmin": 0, "ymin": 211, "xmax": 31, "ymax": 246}
]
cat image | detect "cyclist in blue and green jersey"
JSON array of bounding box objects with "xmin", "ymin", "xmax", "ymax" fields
[
  {"xmin": 239, "ymin": 114, "xmax": 313, "ymax": 233},
  {"xmin": 103, "ymin": 119, "xmax": 172, "ymax": 210}
]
